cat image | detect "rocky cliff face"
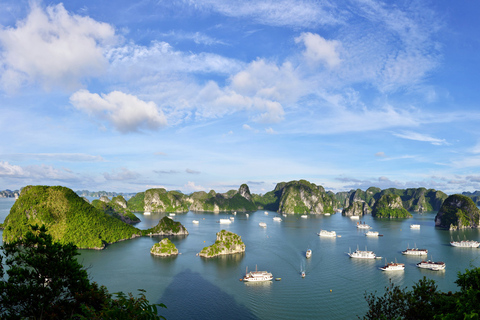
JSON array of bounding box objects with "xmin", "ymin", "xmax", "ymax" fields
[
  {"xmin": 146, "ymin": 216, "xmax": 189, "ymax": 236},
  {"xmin": 275, "ymin": 180, "xmax": 338, "ymax": 214},
  {"xmin": 189, "ymin": 186, "xmax": 256, "ymax": 213},
  {"xmin": 143, "ymin": 188, "xmax": 189, "ymax": 213},
  {"xmin": 92, "ymin": 195, "xmax": 140, "ymax": 224},
  {"xmin": 150, "ymin": 238, "xmax": 179, "ymax": 256},
  {"xmin": 342, "ymin": 201, "xmax": 371, "ymax": 216},
  {"xmin": 341, "ymin": 187, "xmax": 446, "ymax": 215},
  {"xmin": 435, "ymin": 194, "xmax": 480, "ymax": 230},
  {"xmin": 198, "ymin": 230, "xmax": 245, "ymax": 258},
  {"xmin": 372, "ymin": 194, "xmax": 412, "ymax": 218}
]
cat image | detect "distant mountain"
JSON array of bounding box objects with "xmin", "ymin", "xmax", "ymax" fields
[
  {"xmin": 462, "ymin": 191, "xmax": 480, "ymax": 206},
  {"xmin": 341, "ymin": 187, "xmax": 447, "ymax": 216},
  {"xmin": 75, "ymin": 190, "xmax": 137, "ymax": 199},
  {"xmin": 0, "ymin": 189, "xmax": 20, "ymax": 198}
]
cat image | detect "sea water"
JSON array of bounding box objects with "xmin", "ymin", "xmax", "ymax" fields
[{"xmin": 1, "ymin": 198, "xmax": 479, "ymax": 319}]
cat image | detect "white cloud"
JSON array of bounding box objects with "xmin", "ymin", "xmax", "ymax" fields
[
  {"xmin": 375, "ymin": 152, "xmax": 387, "ymax": 158},
  {"xmin": 393, "ymin": 131, "xmax": 448, "ymax": 145},
  {"xmin": 0, "ymin": 161, "xmax": 77, "ymax": 180},
  {"xmin": 184, "ymin": 181, "xmax": 205, "ymax": 192},
  {"xmin": 186, "ymin": 168, "xmax": 201, "ymax": 174},
  {"xmin": 265, "ymin": 127, "xmax": 276, "ymax": 134},
  {"xmin": 0, "ymin": 2, "xmax": 117, "ymax": 92},
  {"xmin": 0, "ymin": 161, "xmax": 24, "ymax": 176},
  {"xmin": 70, "ymin": 89, "xmax": 168, "ymax": 133},
  {"xmin": 295, "ymin": 32, "xmax": 341, "ymax": 68},
  {"xmin": 104, "ymin": 168, "xmax": 139, "ymax": 181},
  {"xmin": 107, "ymin": 40, "xmax": 242, "ymax": 78}
]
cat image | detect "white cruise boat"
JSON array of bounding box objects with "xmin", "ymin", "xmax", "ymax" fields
[
  {"xmin": 144, "ymin": 211, "xmax": 151, "ymax": 215},
  {"xmin": 402, "ymin": 245, "xmax": 428, "ymax": 255},
  {"xmin": 264, "ymin": 211, "xmax": 269, "ymax": 215},
  {"xmin": 301, "ymin": 215, "xmax": 308, "ymax": 218},
  {"xmin": 324, "ymin": 213, "xmax": 331, "ymax": 216},
  {"xmin": 192, "ymin": 220, "xmax": 199, "ymax": 224},
  {"xmin": 347, "ymin": 247, "xmax": 380, "ymax": 259},
  {"xmin": 380, "ymin": 260, "xmax": 405, "ymax": 271},
  {"xmin": 273, "ymin": 217, "xmax": 282, "ymax": 222},
  {"xmin": 229, "ymin": 217, "xmax": 235, "ymax": 221},
  {"xmin": 242, "ymin": 266, "xmax": 273, "ymax": 282},
  {"xmin": 259, "ymin": 222, "xmax": 267, "ymax": 228},
  {"xmin": 365, "ymin": 231, "xmax": 380, "ymax": 237},
  {"xmin": 350, "ymin": 215, "xmax": 360, "ymax": 220},
  {"xmin": 318, "ymin": 230, "xmax": 337, "ymax": 237},
  {"xmin": 356, "ymin": 222, "xmax": 371, "ymax": 229},
  {"xmin": 306, "ymin": 249, "xmax": 312, "ymax": 258},
  {"xmin": 410, "ymin": 224, "xmax": 421, "ymax": 229},
  {"xmin": 219, "ymin": 218, "xmax": 232, "ymax": 224},
  {"xmin": 169, "ymin": 213, "xmax": 176, "ymax": 217},
  {"xmin": 246, "ymin": 214, "xmax": 249, "ymax": 218},
  {"xmin": 416, "ymin": 260, "xmax": 445, "ymax": 271},
  {"xmin": 450, "ymin": 240, "xmax": 480, "ymax": 248}
]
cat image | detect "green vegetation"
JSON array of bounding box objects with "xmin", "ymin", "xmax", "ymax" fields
[
  {"xmin": 362, "ymin": 266, "xmax": 480, "ymax": 320},
  {"xmin": 127, "ymin": 192, "xmax": 145, "ymax": 211},
  {"xmin": 91, "ymin": 196, "xmax": 140, "ymax": 224},
  {"xmin": 0, "ymin": 224, "xmax": 165, "ymax": 319},
  {"xmin": 199, "ymin": 230, "xmax": 245, "ymax": 257},
  {"xmin": 372, "ymin": 194, "xmax": 412, "ymax": 218},
  {"xmin": 276, "ymin": 180, "xmax": 339, "ymax": 214},
  {"xmin": 2, "ymin": 186, "xmax": 141, "ymax": 249},
  {"xmin": 190, "ymin": 186, "xmax": 257, "ymax": 212},
  {"xmin": 145, "ymin": 216, "xmax": 188, "ymax": 235},
  {"xmin": 151, "ymin": 238, "xmax": 178, "ymax": 256},
  {"xmin": 435, "ymin": 194, "xmax": 480, "ymax": 229}
]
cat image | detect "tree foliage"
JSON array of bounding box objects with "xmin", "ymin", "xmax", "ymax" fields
[
  {"xmin": 0, "ymin": 224, "xmax": 165, "ymax": 319},
  {"xmin": 361, "ymin": 267, "xmax": 480, "ymax": 319}
]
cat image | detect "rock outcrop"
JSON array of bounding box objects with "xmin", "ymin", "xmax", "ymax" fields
[
  {"xmin": 198, "ymin": 230, "xmax": 245, "ymax": 258},
  {"xmin": 146, "ymin": 216, "xmax": 189, "ymax": 236},
  {"xmin": 150, "ymin": 238, "xmax": 179, "ymax": 256},
  {"xmin": 342, "ymin": 200, "xmax": 371, "ymax": 217},
  {"xmin": 189, "ymin": 185, "xmax": 257, "ymax": 213},
  {"xmin": 275, "ymin": 180, "xmax": 338, "ymax": 214},
  {"xmin": 127, "ymin": 188, "xmax": 189, "ymax": 213},
  {"xmin": 92, "ymin": 195, "xmax": 140, "ymax": 224},
  {"xmin": 372, "ymin": 194, "xmax": 412, "ymax": 218},
  {"xmin": 340, "ymin": 187, "xmax": 446, "ymax": 216},
  {"xmin": 435, "ymin": 194, "xmax": 480, "ymax": 230}
]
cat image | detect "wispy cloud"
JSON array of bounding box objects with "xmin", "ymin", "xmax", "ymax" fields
[
  {"xmin": 393, "ymin": 131, "xmax": 448, "ymax": 145},
  {"xmin": 154, "ymin": 170, "xmax": 180, "ymax": 175},
  {"xmin": 188, "ymin": 0, "xmax": 345, "ymax": 28},
  {"xmin": 186, "ymin": 168, "xmax": 201, "ymax": 174},
  {"xmin": 6, "ymin": 153, "xmax": 104, "ymax": 162},
  {"xmin": 103, "ymin": 168, "xmax": 139, "ymax": 181}
]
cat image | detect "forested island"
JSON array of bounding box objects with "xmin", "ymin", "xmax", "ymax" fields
[
  {"xmin": 3, "ymin": 180, "xmax": 480, "ymax": 249},
  {"xmin": 1, "ymin": 186, "xmax": 188, "ymax": 249}
]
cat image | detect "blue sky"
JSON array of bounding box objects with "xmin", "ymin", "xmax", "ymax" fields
[{"xmin": 1, "ymin": 0, "xmax": 480, "ymax": 195}]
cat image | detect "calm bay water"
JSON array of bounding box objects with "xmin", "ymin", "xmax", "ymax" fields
[{"xmin": 1, "ymin": 198, "xmax": 480, "ymax": 319}]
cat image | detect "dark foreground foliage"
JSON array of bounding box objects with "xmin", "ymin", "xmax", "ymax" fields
[
  {"xmin": 0, "ymin": 224, "xmax": 165, "ymax": 319},
  {"xmin": 361, "ymin": 267, "xmax": 480, "ymax": 319}
]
